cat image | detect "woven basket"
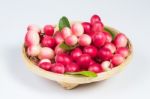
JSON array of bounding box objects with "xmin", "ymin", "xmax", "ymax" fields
[{"xmin": 22, "ymin": 26, "xmax": 133, "ymax": 89}]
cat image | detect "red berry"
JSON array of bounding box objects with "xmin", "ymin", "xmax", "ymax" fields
[
  {"xmin": 114, "ymin": 33, "xmax": 128, "ymax": 48},
  {"xmin": 83, "ymin": 45, "xmax": 98, "ymax": 58},
  {"xmin": 89, "ymin": 59, "xmax": 96, "ymax": 65},
  {"xmin": 65, "ymin": 35, "xmax": 78, "ymax": 46},
  {"xmin": 88, "ymin": 63, "xmax": 103, "ymax": 73},
  {"xmin": 98, "ymin": 48, "xmax": 113, "ymax": 61},
  {"xmin": 92, "ymin": 32, "xmax": 106, "ymax": 47},
  {"xmin": 65, "ymin": 63, "xmax": 80, "ymax": 72},
  {"xmin": 41, "ymin": 35, "xmax": 56, "ymax": 48},
  {"xmin": 70, "ymin": 48, "xmax": 82, "ymax": 61},
  {"xmin": 82, "ymin": 22, "xmax": 91, "ymax": 34},
  {"xmin": 38, "ymin": 62, "xmax": 52, "ymax": 71},
  {"xmin": 103, "ymin": 42, "xmax": 116, "ymax": 53},
  {"xmin": 91, "ymin": 22, "xmax": 104, "ymax": 33},
  {"xmin": 111, "ymin": 54, "xmax": 124, "ymax": 66},
  {"xmin": 90, "ymin": 15, "xmax": 101, "ymax": 25},
  {"xmin": 116, "ymin": 47, "xmax": 129, "ymax": 58},
  {"xmin": 55, "ymin": 53, "xmax": 72, "ymax": 65},
  {"xmin": 103, "ymin": 32, "xmax": 112, "ymax": 42},
  {"xmin": 77, "ymin": 54, "xmax": 91, "ymax": 69},
  {"xmin": 51, "ymin": 63, "xmax": 65, "ymax": 74},
  {"xmin": 54, "ymin": 31, "xmax": 64, "ymax": 44},
  {"xmin": 43, "ymin": 25, "xmax": 54, "ymax": 36}
]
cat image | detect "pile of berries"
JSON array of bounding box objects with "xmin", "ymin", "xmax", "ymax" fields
[{"xmin": 24, "ymin": 15, "xmax": 129, "ymax": 74}]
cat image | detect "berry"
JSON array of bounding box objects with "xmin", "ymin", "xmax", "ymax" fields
[
  {"xmin": 111, "ymin": 54, "xmax": 124, "ymax": 66},
  {"xmin": 55, "ymin": 44, "xmax": 65, "ymax": 55},
  {"xmin": 27, "ymin": 45, "xmax": 40, "ymax": 56},
  {"xmin": 72, "ymin": 23, "xmax": 84, "ymax": 36},
  {"xmin": 43, "ymin": 25, "xmax": 54, "ymax": 36},
  {"xmin": 83, "ymin": 45, "xmax": 98, "ymax": 58},
  {"xmin": 51, "ymin": 63, "xmax": 65, "ymax": 74},
  {"xmin": 61, "ymin": 27, "xmax": 72, "ymax": 39},
  {"xmin": 103, "ymin": 42, "xmax": 116, "ymax": 53},
  {"xmin": 91, "ymin": 22, "xmax": 104, "ymax": 33},
  {"xmin": 41, "ymin": 35, "xmax": 56, "ymax": 48},
  {"xmin": 101, "ymin": 61, "xmax": 111, "ymax": 71},
  {"xmin": 79, "ymin": 34, "xmax": 92, "ymax": 46},
  {"xmin": 90, "ymin": 14, "xmax": 101, "ymax": 25},
  {"xmin": 54, "ymin": 31, "xmax": 64, "ymax": 44},
  {"xmin": 65, "ymin": 63, "xmax": 80, "ymax": 72},
  {"xmin": 27, "ymin": 24, "xmax": 41, "ymax": 33},
  {"xmin": 103, "ymin": 32, "xmax": 112, "ymax": 42},
  {"xmin": 92, "ymin": 32, "xmax": 106, "ymax": 47},
  {"xmin": 98, "ymin": 48, "xmax": 113, "ymax": 61},
  {"xmin": 55, "ymin": 53, "xmax": 72, "ymax": 65},
  {"xmin": 82, "ymin": 22, "xmax": 91, "ymax": 34},
  {"xmin": 65, "ymin": 35, "xmax": 78, "ymax": 46},
  {"xmin": 70, "ymin": 48, "xmax": 82, "ymax": 61},
  {"xmin": 38, "ymin": 62, "xmax": 52, "ymax": 71},
  {"xmin": 116, "ymin": 47, "xmax": 129, "ymax": 58},
  {"xmin": 38, "ymin": 47, "xmax": 55, "ymax": 59},
  {"xmin": 88, "ymin": 63, "xmax": 103, "ymax": 73},
  {"xmin": 114, "ymin": 33, "xmax": 128, "ymax": 48}
]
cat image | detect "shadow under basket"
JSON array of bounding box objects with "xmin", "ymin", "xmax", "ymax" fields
[{"xmin": 22, "ymin": 26, "xmax": 133, "ymax": 89}]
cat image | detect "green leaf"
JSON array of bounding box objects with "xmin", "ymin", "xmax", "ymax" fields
[
  {"xmin": 66, "ymin": 71, "xmax": 97, "ymax": 77},
  {"xmin": 59, "ymin": 16, "xmax": 70, "ymax": 31},
  {"xmin": 59, "ymin": 42, "xmax": 77, "ymax": 51},
  {"xmin": 104, "ymin": 27, "xmax": 115, "ymax": 39}
]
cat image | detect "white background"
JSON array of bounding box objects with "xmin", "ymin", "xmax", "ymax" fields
[{"xmin": 0, "ymin": 0, "xmax": 150, "ymax": 99}]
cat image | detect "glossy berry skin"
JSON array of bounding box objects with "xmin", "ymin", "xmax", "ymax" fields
[
  {"xmin": 65, "ymin": 63, "xmax": 80, "ymax": 72},
  {"xmin": 114, "ymin": 33, "xmax": 128, "ymax": 48},
  {"xmin": 38, "ymin": 47, "xmax": 55, "ymax": 59},
  {"xmin": 88, "ymin": 63, "xmax": 103, "ymax": 73},
  {"xmin": 27, "ymin": 24, "xmax": 41, "ymax": 33},
  {"xmin": 116, "ymin": 47, "xmax": 129, "ymax": 58},
  {"xmin": 92, "ymin": 32, "xmax": 106, "ymax": 47},
  {"xmin": 82, "ymin": 22, "xmax": 91, "ymax": 34},
  {"xmin": 70, "ymin": 48, "xmax": 82, "ymax": 61},
  {"xmin": 25, "ymin": 30, "xmax": 40, "ymax": 47},
  {"xmin": 72, "ymin": 23, "xmax": 84, "ymax": 36},
  {"xmin": 51, "ymin": 63, "xmax": 65, "ymax": 74},
  {"xmin": 43, "ymin": 25, "xmax": 54, "ymax": 36},
  {"xmin": 78, "ymin": 34, "xmax": 92, "ymax": 46},
  {"xmin": 55, "ymin": 53, "xmax": 72, "ymax": 65},
  {"xmin": 65, "ymin": 35, "xmax": 78, "ymax": 46},
  {"xmin": 61, "ymin": 27, "xmax": 72, "ymax": 39},
  {"xmin": 98, "ymin": 48, "xmax": 113, "ymax": 61},
  {"xmin": 101, "ymin": 61, "xmax": 111, "ymax": 71},
  {"xmin": 38, "ymin": 62, "xmax": 52, "ymax": 71},
  {"xmin": 111, "ymin": 54, "xmax": 124, "ymax": 66},
  {"xmin": 41, "ymin": 35, "xmax": 56, "ymax": 48},
  {"xmin": 90, "ymin": 14, "xmax": 101, "ymax": 25},
  {"xmin": 27, "ymin": 45, "xmax": 40, "ymax": 56},
  {"xmin": 91, "ymin": 22, "xmax": 104, "ymax": 33},
  {"xmin": 103, "ymin": 32, "xmax": 112, "ymax": 43},
  {"xmin": 55, "ymin": 44, "xmax": 65, "ymax": 55},
  {"xmin": 103, "ymin": 42, "xmax": 116, "ymax": 53},
  {"xmin": 77, "ymin": 54, "xmax": 91, "ymax": 69},
  {"xmin": 83, "ymin": 45, "xmax": 98, "ymax": 58}
]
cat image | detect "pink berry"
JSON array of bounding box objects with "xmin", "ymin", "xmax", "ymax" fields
[
  {"xmin": 88, "ymin": 63, "xmax": 103, "ymax": 73},
  {"xmin": 114, "ymin": 33, "xmax": 128, "ymax": 48},
  {"xmin": 71, "ymin": 23, "xmax": 84, "ymax": 36},
  {"xmin": 98, "ymin": 48, "xmax": 113, "ymax": 61},
  {"xmin": 41, "ymin": 35, "xmax": 56, "ymax": 48},
  {"xmin": 55, "ymin": 53, "xmax": 72, "ymax": 65},
  {"xmin": 89, "ymin": 59, "xmax": 96, "ymax": 65},
  {"xmin": 103, "ymin": 42, "xmax": 116, "ymax": 53},
  {"xmin": 25, "ymin": 30, "xmax": 40, "ymax": 47},
  {"xmin": 90, "ymin": 14, "xmax": 101, "ymax": 25},
  {"xmin": 27, "ymin": 45, "xmax": 40, "ymax": 56},
  {"xmin": 55, "ymin": 44, "xmax": 65, "ymax": 55},
  {"xmin": 79, "ymin": 34, "xmax": 91, "ymax": 46},
  {"xmin": 101, "ymin": 61, "xmax": 111, "ymax": 71},
  {"xmin": 38, "ymin": 62, "xmax": 52, "ymax": 71},
  {"xmin": 61, "ymin": 27, "xmax": 72, "ymax": 39},
  {"xmin": 92, "ymin": 32, "xmax": 106, "ymax": 47},
  {"xmin": 70, "ymin": 48, "xmax": 82, "ymax": 61},
  {"xmin": 54, "ymin": 31, "xmax": 64, "ymax": 44},
  {"xmin": 27, "ymin": 24, "xmax": 41, "ymax": 33},
  {"xmin": 111, "ymin": 54, "xmax": 125, "ymax": 66},
  {"xmin": 77, "ymin": 54, "xmax": 91, "ymax": 69},
  {"xmin": 65, "ymin": 63, "xmax": 80, "ymax": 72},
  {"xmin": 82, "ymin": 22, "xmax": 91, "ymax": 34},
  {"xmin": 103, "ymin": 32, "xmax": 112, "ymax": 42},
  {"xmin": 38, "ymin": 47, "xmax": 55, "ymax": 59},
  {"xmin": 39, "ymin": 59, "xmax": 51, "ymax": 64},
  {"xmin": 43, "ymin": 25, "xmax": 54, "ymax": 36},
  {"xmin": 91, "ymin": 22, "xmax": 104, "ymax": 33},
  {"xmin": 51, "ymin": 63, "xmax": 65, "ymax": 74},
  {"xmin": 65, "ymin": 35, "xmax": 78, "ymax": 46},
  {"xmin": 83, "ymin": 45, "xmax": 98, "ymax": 58},
  {"xmin": 116, "ymin": 47, "xmax": 129, "ymax": 58}
]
